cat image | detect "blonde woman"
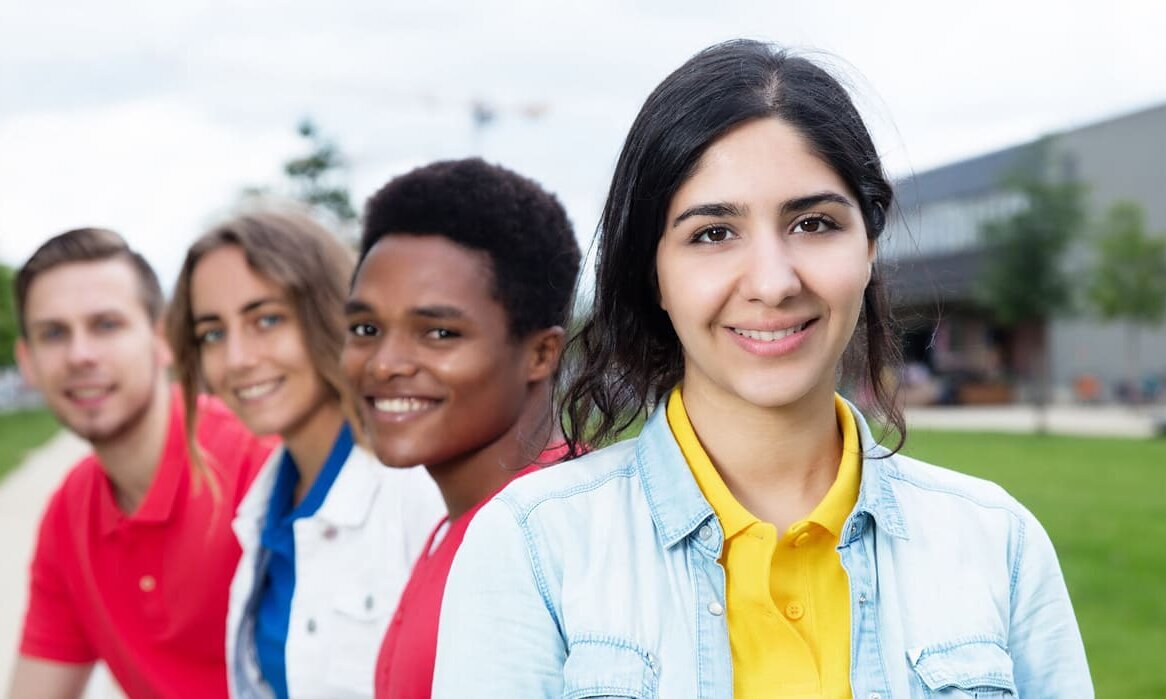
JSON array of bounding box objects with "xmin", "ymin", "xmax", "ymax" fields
[{"xmin": 168, "ymin": 211, "xmax": 444, "ymax": 698}]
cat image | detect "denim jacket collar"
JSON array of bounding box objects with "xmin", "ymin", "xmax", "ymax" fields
[
  {"xmin": 635, "ymin": 397, "xmax": 908, "ymax": 551},
  {"xmin": 635, "ymin": 404, "xmax": 716, "ymax": 549},
  {"xmin": 846, "ymin": 397, "xmax": 909, "ymax": 542}
]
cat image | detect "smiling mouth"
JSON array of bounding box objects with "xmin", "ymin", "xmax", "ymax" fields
[
  {"xmin": 730, "ymin": 320, "xmax": 813, "ymax": 342},
  {"xmin": 370, "ymin": 397, "xmax": 441, "ymax": 414},
  {"xmin": 66, "ymin": 386, "xmax": 112, "ymax": 401},
  {"xmin": 235, "ymin": 379, "xmax": 282, "ymax": 401}
]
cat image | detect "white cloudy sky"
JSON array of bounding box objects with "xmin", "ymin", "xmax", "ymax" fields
[{"xmin": 2, "ymin": 0, "xmax": 1165, "ymax": 288}]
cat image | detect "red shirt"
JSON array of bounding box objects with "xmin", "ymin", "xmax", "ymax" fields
[
  {"xmin": 19, "ymin": 388, "xmax": 272, "ymax": 699},
  {"xmin": 374, "ymin": 450, "xmax": 562, "ymax": 699}
]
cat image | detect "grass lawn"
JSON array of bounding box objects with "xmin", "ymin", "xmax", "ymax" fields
[
  {"xmin": 0, "ymin": 408, "xmax": 60, "ymax": 483},
  {"xmin": 904, "ymin": 430, "xmax": 1166, "ymax": 698}
]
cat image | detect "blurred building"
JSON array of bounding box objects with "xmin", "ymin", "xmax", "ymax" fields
[{"xmin": 884, "ymin": 102, "xmax": 1166, "ymax": 404}]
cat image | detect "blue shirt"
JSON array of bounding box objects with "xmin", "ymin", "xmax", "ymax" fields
[
  {"xmin": 255, "ymin": 423, "xmax": 354, "ymax": 699},
  {"xmin": 433, "ymin": 400, "xmax": 1092, "ymax": 698}
]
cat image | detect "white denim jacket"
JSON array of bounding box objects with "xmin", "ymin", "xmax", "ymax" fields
[
  {"xmin": 434, "ymin": 400, "xmax": 1092, "ymax": 698},
  {"xmin": 227, "ymin": 446, "xmax": 444, "ymax": 698}
]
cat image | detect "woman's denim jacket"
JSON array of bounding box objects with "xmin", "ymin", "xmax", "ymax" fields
[{"xmin": 433, "ymin": 401, "xmax": 1092, "ymax": 698}]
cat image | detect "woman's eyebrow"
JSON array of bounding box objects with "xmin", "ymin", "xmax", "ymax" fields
[
  {"xmin": 780, "ymin": 191, "xmax": 853, "ymax": 215},
  {"xmin": 671, "ymin": 202, "xmax": 748, "ymax": 228}
]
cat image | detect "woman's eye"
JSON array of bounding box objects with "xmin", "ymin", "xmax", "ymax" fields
[
  {"xmin": 197, "ymin": 328, "xmax": 224, "ymax": 345},
  {"xmin": 692, "ymin": 226, "xmax": 734, "ymax": 244},
  {"xmin": 256, "ymin": 314, "xmax": 283, "ymax": 330},
  {"xmin": 349, "ymin": 322, "xmax": 378, "ymax": 338},
  {"xmin": 792, "ymin": 215, "xmax": 838, "ymax": 235}
]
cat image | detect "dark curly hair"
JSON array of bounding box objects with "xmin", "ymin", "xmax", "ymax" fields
[
  {"xmin": 359, "ymin": 158, "xmax": 581, "ymax": 337},
  {"xmin": 561, "ymin": 39, "xmax": 904, "ymax": 457}
]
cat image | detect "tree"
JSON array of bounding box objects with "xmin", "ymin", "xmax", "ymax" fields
[
  {"xmin": 282, "ymin": 118, "xmax": 357, "ymax": 224},
  {"xmin": 976, "ymin": 155, "xmax": 1088, "ymax": 422},
  {"xmin": 1086, "ymin": 200, "xmax": 1166, "ymax": 398},
  {"xmin": 237, "ymin": 118, "xmax": 357, "ymax": 237},
  {"xmin": 0, "ymin": 263, "xmax": 17, "ymax": 367}
]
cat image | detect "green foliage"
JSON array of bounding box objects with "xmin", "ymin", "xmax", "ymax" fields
[
  {"xmin": 283, "ymin": 118, "xmax": 357, "ymax": 223},
  {"xmin": 977, "ymin": 171, "xmax": 1087, "ymax": 327},
  {"xmin": 0, "ymin": 263, "xmax": 17, "ymax": 366},
  {"xmin": 905, "ymin": 430, "xmax": 1166, "ymax": 697},
  {"xmin": 0, "ymin": 408, "xmax": 59, "ymax": 482},
  {"xmin": 1087, "ymin": 201, "xmax": 1166, "ymax": 326}
]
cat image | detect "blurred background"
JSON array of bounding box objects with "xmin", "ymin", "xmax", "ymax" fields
[{"xmin": 1, "ymin": 1, "xmax": 1164, "ymax": 696}]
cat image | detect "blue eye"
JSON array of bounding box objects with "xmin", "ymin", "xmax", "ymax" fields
[
  {"xmin": 256, "ymin": 314, "xmax": 283, "ymax": 330},
  {"xmin": 197, "ymin": 328, "xmax": 225, "ymax": 345}
]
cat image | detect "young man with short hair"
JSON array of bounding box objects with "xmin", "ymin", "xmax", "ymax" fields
[
  {"xmin": 340, "ymin": 158, "xmax": 581, "ymax": 698},
  {"xmin": 8, "ymin": 228, "xmax": 272, "ymax": 699}
]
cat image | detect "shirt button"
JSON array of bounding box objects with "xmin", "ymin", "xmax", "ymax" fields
[
  {"xmin": 138, "ymin": 575, "xmax": 156, "ymax": 592},
  {"xmin": 784, "ymin": 601, "xmax": 805, "ymax": 620},
  {"xmin": 793, "ymin": 531, "xmax": 812, "ymax": 548},
  {"xmin": 707, "ymin": 601, "xmax": 725, "ymax": 616},
  {"xmin": 868, "ymin": 693, "xmax": 882, "ymax": 699},
  {"xmin": 323, "ymin": 525, "xmax": 338, "ymax": 540},
  {"xmin": 365, "ymin": 595, "xmax": 375, "ymax": 611},
  {"xmin": 697, "ymin": 524, "xmax": 713, "ymax": 541},
  {"xmin": 307, "ymin": 618, "xmax": 317, "ymax": 633}
]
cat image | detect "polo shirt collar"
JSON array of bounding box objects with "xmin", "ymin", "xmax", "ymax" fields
[
  {"xmin": 805, "ymin": 395, "xmax": 862, "ymax": 539},
  {"xmin": 665, "ymin": 387, "xmax": 755, "ymax": 540},
  {"xmin": 97, "ymin": 386, "xmax": 187, "ymax": 537},
  {"xmin": 666, "ymin": 388, "xmax": 862, "ymax": 542}
]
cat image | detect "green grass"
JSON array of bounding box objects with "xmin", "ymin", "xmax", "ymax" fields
[
  {"xmin": 904, "ymin": 430, "xmax": 1166, "ymax": 698},
  {"xmin": 0, "ymin": 408, "xmax": 60, "ymax": 482}
]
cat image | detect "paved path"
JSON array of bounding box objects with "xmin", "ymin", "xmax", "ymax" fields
[
  {"xmin": 906, "ymin": 404, "xmax": 1166, "ymax": 438},
  {"xmin": 0, "ymin": 430, "xmax": 123, "ymax": 697}
]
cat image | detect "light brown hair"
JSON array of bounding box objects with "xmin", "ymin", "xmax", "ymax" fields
[{"xmin": 16, "ymin": 227, "xmax": 164, "ymax": 335}]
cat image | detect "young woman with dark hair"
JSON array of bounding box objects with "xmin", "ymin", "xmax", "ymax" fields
[
  {"xmin": 433, "ymin": 40, "xmax": 1090, "ymax": 697},
  {"xmin": 168, "ymin": 211, "xmax": 444, "ymax": 698}
]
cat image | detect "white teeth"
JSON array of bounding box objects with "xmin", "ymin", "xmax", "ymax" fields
[
  {"xmin": 237, "ymin": 380, "xmax": 280, "ymax": 400},
  {"xmin": 71, "ymin": 387, "xmax": 108, "ymax": 399},
  {"xmin": 372, "ymin": 397, "xmax": 436, "ymax": 413},
  {"xmin": 733, "ymin": 322, "xmax": 808, "ymax": 342}
]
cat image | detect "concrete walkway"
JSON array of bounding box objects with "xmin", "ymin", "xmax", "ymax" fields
[
  {"xmin": 906, "ymin": 403, "xmax": 1166, "ymax": 438},
  {"xmin": 0, "ymin": 430, "xmax": 124, "ymax": 697}
]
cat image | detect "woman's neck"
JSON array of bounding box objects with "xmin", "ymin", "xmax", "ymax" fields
[
  {"xmin": 681, "ymin": 381, "xmax": 841, "ymax": 533},
  {"xmin": 282, "ymin": 400, "xmax": 346, "ymax": 506}
]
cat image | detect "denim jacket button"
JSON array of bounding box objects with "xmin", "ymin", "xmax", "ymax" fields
[
  {"xmin": 698, "ymin": 524, "xmax": 713, "ymax": 541},
  {"xmin": 868, "ymin": 693, "xmax": 881, "ymax": 699},
  {"xmin": 707, "ymin": 601, "xmax": 725, "ymax": 616}
]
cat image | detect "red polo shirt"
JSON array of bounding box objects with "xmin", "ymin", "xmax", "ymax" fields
[
  {"xmin": 19, "ymin": 387, "xmax": 272, "ymax": 698},
  {"xmin": 374, "ymin": 446, "xmax": 566, "ymax": 699}
]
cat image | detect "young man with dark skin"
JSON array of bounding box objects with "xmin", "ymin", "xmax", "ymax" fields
[
  {"xmin": 340, "ymin": 158, "xmax": 581, "ymax": 698},
  {"xmin": 7, "ymin": 228, "xmax": 271, "ymax": 699}
]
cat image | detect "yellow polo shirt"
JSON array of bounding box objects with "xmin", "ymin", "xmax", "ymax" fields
[{"xmin": 666, "ymin": 388, "xmax": 860, "ymax": 699}]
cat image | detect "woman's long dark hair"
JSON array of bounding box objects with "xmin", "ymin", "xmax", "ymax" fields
[{"xmin": 561, "ymin": 39, "xmax": 904, "ymax": 457}]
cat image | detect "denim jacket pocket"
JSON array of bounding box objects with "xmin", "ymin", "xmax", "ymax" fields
[
  {"xmin": 562, "ymin": 636, "xmax": 660, "ymax": 699},
  {"xmin": 908, "ymin": 637, "xmax": 1017, "ymax": 697}
]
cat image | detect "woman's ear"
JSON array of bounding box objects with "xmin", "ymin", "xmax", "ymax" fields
[{"xmin": 525, "ymin": 326, "xmax": 567, "ymax": 383}]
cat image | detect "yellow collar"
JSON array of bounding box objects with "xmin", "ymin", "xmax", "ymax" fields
[{"xmin": 665, "ymin": 387, "xmax": 861, "ymax": 540}]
